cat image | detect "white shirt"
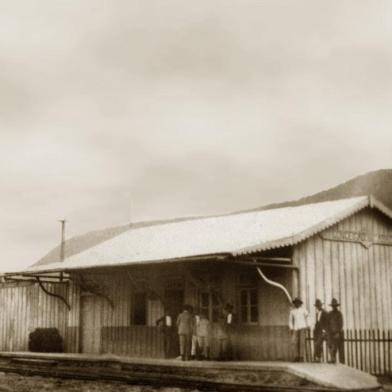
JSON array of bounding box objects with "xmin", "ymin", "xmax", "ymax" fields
[
  {"xmin": 165, "ymin": 315, "xmax": 172, "ymax": 327},
  {"xmin": 289, "ymin": 306, "xmax": 309, "ymax": 331}
]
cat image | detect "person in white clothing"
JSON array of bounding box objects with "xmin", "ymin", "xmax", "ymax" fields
[
  {"xmin": 191, "ymin": 309, "xmax": 200, "ymax": 359},
  {"xmin": 196, "ymin": 311, "xmax": 211, "ymax": 360},
  {"xmin": 289, "ymin": 297, "xmax": 310, "ymax": 362}
]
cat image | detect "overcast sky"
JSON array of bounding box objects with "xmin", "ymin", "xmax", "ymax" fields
[{"xmin": 1, "ymin": 1, "xmax": 392, "ymax": 272}]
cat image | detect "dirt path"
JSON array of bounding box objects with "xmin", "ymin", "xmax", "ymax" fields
[{"xmin": 0, "ymin": 372, "xmax": 201, "ymax": 392}]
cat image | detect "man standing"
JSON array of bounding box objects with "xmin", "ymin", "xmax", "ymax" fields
[
  {"xmin": 327, "ymin": 298, "xmax": 345, "ymax": 364},
  {"xmin": 313, "ymin": 299, "xmax": 328, "ymax": 362},
  {"xmin": 217, "ymin": 303, "xmax": 235, "ymax": 360},
  {"xmin": 289, "ymin": 297, "xmax": 310, "ymax": 362},
  {"xmin": 176, "ymin": 304, "xmax": 195, "ymax": 361},
  {"xmin": 156, "ymin": 309, "xmax": 175, "ymax": 358}
]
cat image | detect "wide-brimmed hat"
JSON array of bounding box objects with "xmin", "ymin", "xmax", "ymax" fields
[
  {"xmin": 224, "ymin": 303, "xmax": 233, "ymax": 311},
  {"xmin": 314, "ymin": 299, "xmax": 323, "ymax": 307},
  {"xmin": 329, "ymin": 298, "xmax": 340, "ymax": 307},
  {"xmin": 292, "ymin": 297, "xmax": 303, "ymax": 305}
]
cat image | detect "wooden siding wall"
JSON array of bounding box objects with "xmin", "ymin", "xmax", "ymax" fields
[
  {"xmin": 0, "ymin": 281, "xmax": 76, "ymax": 352},
  {"xmin": 294, "ymin": 208, "xmax": 392, "ymax": 330},
  {"xmin": 66, "ymin": 281, "xmax": 81, "ymax": 353},
  {"xmin": 0, "ymin": 269, "xmax": 181, "ymax": 356}
]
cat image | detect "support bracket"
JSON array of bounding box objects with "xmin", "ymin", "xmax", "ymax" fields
[
  {"xmin": 36, "ymin": 277, "xmax": 71, "ymax": 310},
  {"xmin": 76, "ymin": 275, "xmax": 114, "ymax": 309}
]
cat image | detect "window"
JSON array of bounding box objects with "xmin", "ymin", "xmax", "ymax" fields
[
  {"xmin": 239, "ymin": 287, "xmax": 258, "ymax": 324},
  {"xmin": 133, "ymin": 292, "xmax": 147, "ymax": 325},
  {"xmin": 199, "ymin": 291, "xmax": 220, "ymax": 322}
]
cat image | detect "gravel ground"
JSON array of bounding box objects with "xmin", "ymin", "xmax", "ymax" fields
[{"xmin": 0, "ymin": 372, "xmax": 201, "ymax": 392}]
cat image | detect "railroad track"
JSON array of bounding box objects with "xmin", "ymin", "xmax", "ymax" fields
[
  {"xmin": 0, "ymin": 358, "xmax": 382, "ymax": 392},
  {"xmin": 0, "ymin": 353, "xmax": 382, "ymax": 392}
]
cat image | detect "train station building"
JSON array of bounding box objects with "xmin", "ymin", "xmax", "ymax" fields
[{"xmin": 1, "ymin": 195, "xmax": 392, "ymax": 375}]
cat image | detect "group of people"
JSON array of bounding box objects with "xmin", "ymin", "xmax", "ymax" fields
[
  {"xmin": 158, "ymin": 297, "xmax": 344, "ymax": 363},
  {"xmin": 157, "ymin": 303, "xmax": 235, "ymax": 361},
  {"xmin": 289, "ymin": 297, "xmax": 344, "ymax": 363}
]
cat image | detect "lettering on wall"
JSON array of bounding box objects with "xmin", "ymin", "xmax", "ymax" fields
[{"xmin": 320, "ymin": 231, "xmax": 392, "ymax": 249}]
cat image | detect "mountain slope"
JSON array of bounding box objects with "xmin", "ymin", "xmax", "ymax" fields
[{"xmin": 247, "ymin": 169, "xmax": 392, "ymax": 212}]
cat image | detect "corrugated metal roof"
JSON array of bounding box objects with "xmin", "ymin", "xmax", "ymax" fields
[{"xmin": 22, "ymin": 195, "xmax": 390, "ymax": 274}]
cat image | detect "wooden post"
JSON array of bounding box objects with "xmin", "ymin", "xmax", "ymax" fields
[
  {"xmin": 292, "ymin": 268, "xmax": 299, "ymax": 299},
  {"xmin": 389, "ymin": 330, "xmax": 391, "ymax": 375},
  {"xmin": 378, "ymin": 329, "xmax": 381, "ymax": 375},
  {"xmin": 358, "ymin": 330, "xmax": 362, "ymax": 371},
  {"xmin": 383, "ymin": 330, "xmax": 387, "ymax": 376}
]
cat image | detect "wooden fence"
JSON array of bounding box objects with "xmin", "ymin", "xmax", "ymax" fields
[
  {"xmin": 101, "ymin": 325, "xmax": 292, "ymax": 361},
  {"xmin": 306, "ymin": 329, "xmax": 392, "ymax": 376},
  {"xmin": 233, "ymin": 325, "xmax": 291, "ymax": 361},
  {"xmin": 101, "ymin": 326, "xmax": 164, "ymax": 357}
]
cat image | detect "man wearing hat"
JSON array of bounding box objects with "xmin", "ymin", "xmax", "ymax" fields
[
  {"xmin": 289, "ymin": 297, "xmax": 310, "ymax": 362},
  {"xmin": 313, "ymin": 299, "xmax": 328, "ymax": 362},
  {"xmin": 326, "ymin": 298, "xmax": 345, "ymax": 364}
]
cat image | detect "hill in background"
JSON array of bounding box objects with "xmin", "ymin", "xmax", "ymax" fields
[{"xmin": 246, "ymin": 168, "xmax": 392, "ymax": 212}]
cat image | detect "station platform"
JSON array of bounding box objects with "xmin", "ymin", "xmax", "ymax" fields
[{"xmin": 0, "ymin": 352, "xmax": 382, "ymax": 392}]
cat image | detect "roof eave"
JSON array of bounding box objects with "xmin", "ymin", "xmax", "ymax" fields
[
  {"xmin": 12, "ymin": 253, "xmax": 233, "ymax": 275},
  {"xmin": 233, "ymin": 196, "xmax": 372, "ymax": 255}
]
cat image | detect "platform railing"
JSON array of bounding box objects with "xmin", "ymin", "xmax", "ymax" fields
[{"xmin": 305, "ymin": 329, "xmax": 392, "ymax": 376}]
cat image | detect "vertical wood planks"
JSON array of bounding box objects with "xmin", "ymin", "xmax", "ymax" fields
[
  {"xmin": 306, "ymin": 240, "xmax": 316, "ymax": 312},
  {"xmin": 0, "ymin": 281, "xmax": 71, "ymax": 352},
  {"xmin": 297, "ymin": 208, "xmax": 392, "ymax": 375},
  {"xmin": 301, "ymin": 209, "xmax": 392, "ymax": 331}
]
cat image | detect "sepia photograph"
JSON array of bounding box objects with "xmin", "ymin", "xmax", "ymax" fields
[{"xmin": 0, "ymin": 1, "xmax": 391, "ymax": 391}]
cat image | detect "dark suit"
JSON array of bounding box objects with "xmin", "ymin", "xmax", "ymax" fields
[
  {"xmin": 313, "ymin": 309, "xmax": 328, "ymax": 360},
  {"xmin": 156, "ymin": 315, "xmax": 175, "ymax": 358},
  {"xmin": 327, "ymin": 309, "xmax": 345, "ymax": 363}
]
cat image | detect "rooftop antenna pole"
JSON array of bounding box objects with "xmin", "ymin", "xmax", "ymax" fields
[
  {"xmin": 59, "ymin": 219, "xmax": 66, "ymax": 282},
  {"xmin": 59, "ymin": 219, "xmax": 66, "ymax": 262}
]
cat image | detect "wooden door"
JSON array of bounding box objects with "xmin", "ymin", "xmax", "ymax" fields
[{"xmin": 80, "ymin": 294, "xmax": 102, "ymax": 354}]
